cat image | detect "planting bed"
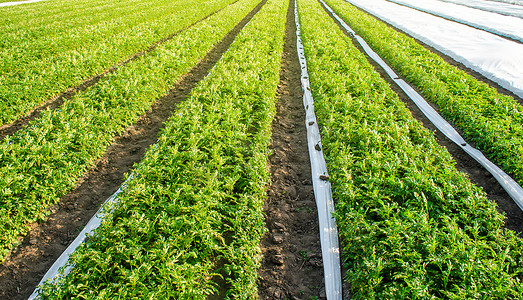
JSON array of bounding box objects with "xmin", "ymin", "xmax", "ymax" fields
[
  {"xmin": 0, "ymin": 0, "xmax": 262, "ymax": 263},
  {"xmin": 331, "ymin": 0, "xmax": 523, "ymax": 187},
  {"xmin": 0, "ymin": 0, "xmax": 237, "ymax": 126},
  {"xmin": 1, "ymin": 0, "xmax": 523, "ymax": 298}
]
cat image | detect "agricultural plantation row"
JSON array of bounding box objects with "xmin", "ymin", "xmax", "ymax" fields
[
  {"xmin": 327, "ymin": 0, "xmax": 523, "ymax": 186},
  {"xmin": 1, "ymin": 0, "xmax": 523, "ymax": 298},
  {"xmin": 35, "ymin": 0, "xmax": 287, "ymax": 297},
  {"xmin": 0, "ymin": 0, "xmax": 236, "ymax": 125},
  {"xmin": 298, "ymin": 0, "xmax": 523, "ymax": 298},
  {"xmin": 0, "ymin": 0, "xmax": 261, "ymax": 261}
]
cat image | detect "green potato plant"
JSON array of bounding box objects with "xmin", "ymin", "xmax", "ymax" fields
[
  {"xmin": 38, "ymin": 0, "xmax": 287, "ymax": 297},
  {"xmin": 324, "ymin": 0, "xmax": 523, "ymax": 186},
  {"xmin": 297, "ymin": 0, "xmax": 523, "ymax": 298},
  {"xmin": 0, "ymin": 0, "xmax": 235, "ymax": 125},
  {"xmin": 0, "ymin": 0, "xmax": 260, "ymax": 261}
]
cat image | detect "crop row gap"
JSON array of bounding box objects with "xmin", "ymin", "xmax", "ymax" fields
[
  {"xmin": 0, "ymin": 0, "xmax": 269, "ymax": 298},
  {"xmin": 0, "ymin": 0, "xmax": 241, "ymax": 141},
  {"xmin": 318, "ymin": 0, "xmax": 523, "ymax": 234}
]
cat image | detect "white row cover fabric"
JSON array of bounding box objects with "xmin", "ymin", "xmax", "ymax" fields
[
  {"xmin": 438, "ymin": 0, "xmax": 523, "ymax": 18},
  {"xmin": 347, "ymin": 0, "xmax": 523, "ymax": 99},
  {"xmin": 488, "ymin": 0, "xmax": 523, "ymax": 5},
  {"xmin": 28, "ymin": 187, "xmax": 123, "ymax": 299},
  {"xmin": 387, "ymin": 0, "xmax": 523, "ymax": 42},
  {"xmin": 295, "ymin": 1, "xmax": 342, "ymax": 299},
  {"xmin": 26, "ymin": 8, "xmax": 263, "ymax": 298},
  {"xmin": 0, "ymin": 0, "xmax": 44, "ymax": 8},
  {"xmin": 320, "ymin": 0, "xmax": 523, "ymax": 211},
  {"xmin": 30, "ymin": 158, "xmax": 141, "ymax": 298}
]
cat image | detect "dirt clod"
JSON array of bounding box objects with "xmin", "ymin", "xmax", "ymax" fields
[
  {"xmin": 0, "ymin": 1, "xmax": 269, "ymax": 298},
  {"xmin": 272, "ymin": 222, "xmax": 287, "ymax": 232},
  {"xmin": 258, "ymin": 0, "xmax": 326, "ymax": 298},
  {"xmin": 322, "ymin": 0, "xmax": 523, "ymax": 235},
  {"xmin": 271, "ymin": 254, "xmax": 285, "ymax": 265},
  {"xmin": 272, "ymin": 235, "xmax": 284, "ymax": 244}
]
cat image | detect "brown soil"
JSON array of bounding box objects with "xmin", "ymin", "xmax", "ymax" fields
[
  {"xmin": 320, "ymin": 0, "xmax": 523, "ymax": 235},
  {"xmin": 3, "ymin": 0, "xmax": 521, "ymax": 299},
  {"xmin": 258, "ymin": 1, "xmax": 327, "ymax": 299},
  {"xmin": 0, "ymin": 0, "xmax": 239, "ymax": 141},
  {"xmin": 0, "ymin": 1, "xmax": 267, "ymax": 298}
]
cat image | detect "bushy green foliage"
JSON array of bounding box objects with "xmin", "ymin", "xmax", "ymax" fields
[
  {"xmin": 0, "ymin": 0, "xmax": 260, "ymax": 261},
  {"xmin": 297, "ymin": 0, "xmax": 523, "ymax": 298},
  {"xmin": 38, "ymin": 0, "xmax": 287, "ymax": 298},
  {"xmin": 0, "ymin": 0, "xmax": 235, "ymax": 125},
  {"xmin": 325, "ymin": 0, "xmax": 523, "ymax": 186}
]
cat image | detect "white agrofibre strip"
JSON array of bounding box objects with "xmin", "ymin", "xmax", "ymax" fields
[
  {"xmin": 489, "ymin": 0, "xmax": 523, "ymax": 5},
  {"xmin": 387, "ymin": 0, "xmax": 523, "ymax": 43},
  {"xmin": 347, "ymin": 0, "xmax": 523, "ymax": 99},
  {"xmin": 28, "ymin": 178, "xmax": 132, "ymax": 299},
  {"xmin": 0, "ymin": 0, "xmax": 44, "ymax": 8},
  {"xmin": 321, "ymin": 0, "xmax": 523, "ymax": 211},
  {"xmin": 438, "ymin": 0, "xmax": 523, "ymax": 18},
  {"xmin": 295, "ymin": 1, "xmax": 343, "ymax": 299}
]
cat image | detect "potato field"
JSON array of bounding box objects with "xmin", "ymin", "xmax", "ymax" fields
[{"xmin": 1, "ymin": 0, "xmax": 522, "ymax": 299}]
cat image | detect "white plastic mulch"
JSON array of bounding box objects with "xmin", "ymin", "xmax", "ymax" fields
[
  {"xmin": 488, "ymin": 0, "xmax": 523, "ymax": 5},
  {"xmin": 438, "ymin": 0, "xmax": 523, "ymax": 18},
  {"xmin": 0, "ymin": 0, "xmax": 44, "ymax": 8},
  {"xmin": 388, "ymin": 0, "xmax": 523, "ymax": 42},
  {"xmin": 347, "ymin": 0, "xmax": 523, "ymax": 99}
]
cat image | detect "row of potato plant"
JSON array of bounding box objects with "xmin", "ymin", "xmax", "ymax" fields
[
  {"xmin": 324, "ymin": 0, "xmax": 523, "ymax": 185},
  {"xmin": 298, "ymin": 0, "xmax": 523, "ymax": 298},
  {"xmin": 38, "ymin": 0, "xmax": 287, "ymax": 297},
  {"xmin": 0, "ymin": 0, "xmax": 261, "ymax": 261},
  {"xmin": 0, "ymin": 0, "xmax": 235, "ymax": 125},
  {"xmin": 1, "ymin": 0, "xmax": 155, "ymax": 37},
  {"xmin": 1, "ymin": 0, "xmax": 149, "ymax": 31}
]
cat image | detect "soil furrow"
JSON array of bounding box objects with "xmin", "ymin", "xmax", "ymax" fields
[
  {"xmin": 0, "ymin": 0, "xmax": 267, "ymax": 298},
  {"xmin": 0, "ymin": 0, "xmax": 240, "ymax": 141},
  {"xmin": 258, "ymin": 0, "xmax": 327, "ymax": 298},
  {"xmin": 320, "ymin": 0, "xmax": 523, "ymax": 235}
]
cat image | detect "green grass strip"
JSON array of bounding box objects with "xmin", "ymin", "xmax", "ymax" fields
[
  {"xmin": 298, "ymin": 0, "xmax": 523, "ymax": 298},
  {"xmin": 0, "ymin": 0, "xmax": 261, "ymax": 262},
  {"xmin": 38, "ymin": 0, "xmax": 287, "ymax": 298},
  {"xmin": 0, "ymin": 0, "xmax": 234, "ymax": 126},
  {"xmin": 324, "ymin": 0, "xmax": 523, "ymax": 186}
]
